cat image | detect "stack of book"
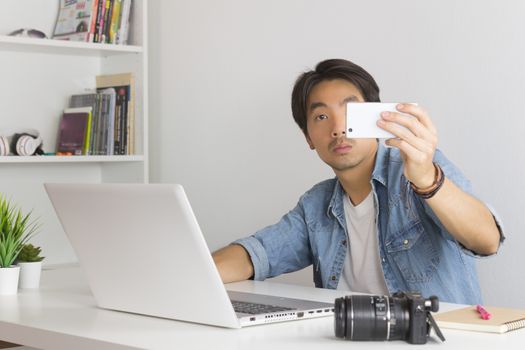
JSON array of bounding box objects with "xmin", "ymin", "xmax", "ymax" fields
[
  {"xmin": 56, "ymin": 73, "xmax": 135, "ymax": 156},
  {"xmin": 53, "ymin": 0, "xmax": 132, "ymax": 44}
]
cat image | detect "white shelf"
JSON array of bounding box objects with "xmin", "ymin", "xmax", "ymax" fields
[
  {"xmin": 0, "ymin": 0, "xmax": 149, "ymax": 266},
  {"xmin": 0, "ymin": 155, "xmax": 144, "ymax": 164},
  {"xmin": 0, "ymin": 35, "xmax": 143, "ymax": 57}
]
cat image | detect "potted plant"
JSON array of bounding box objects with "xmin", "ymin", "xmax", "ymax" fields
[
  {"xmin": 0, "ymin": 195, "xmax": 39, "ymax": 295},
  {"xmin": 16, "ymin": 243, "xmax": 45, "ymax": 289}
]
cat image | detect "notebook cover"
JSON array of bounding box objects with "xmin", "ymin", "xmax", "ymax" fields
[
  {"xmin": 435, "ymin": 306, "xmax": 525, "ymax": 333},
  {"xmin": 56, "ymin": 111, "xmax": 90, "ymax": 155}
]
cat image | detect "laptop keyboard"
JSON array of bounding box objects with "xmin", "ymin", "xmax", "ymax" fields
[{"xmin": 231, "ymin": 300, "xmax": 295, "ymax": 315}]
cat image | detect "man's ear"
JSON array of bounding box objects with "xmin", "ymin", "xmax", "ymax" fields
[{"xmin": 304, "ymin": 133, "xmax": 315, "ymax": 150}]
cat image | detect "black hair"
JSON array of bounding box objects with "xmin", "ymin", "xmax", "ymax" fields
[{"xmin": 291, "ymin": 59, "xmax": 380, "ymax": 135}]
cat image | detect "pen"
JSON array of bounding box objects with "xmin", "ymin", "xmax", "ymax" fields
[{"xmin": 476, "ymin": 304, "xmax": 492, "ymax": 320}]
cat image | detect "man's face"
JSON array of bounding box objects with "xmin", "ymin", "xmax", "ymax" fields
[{"xmin": 305, "ymin": 79, "xmax": 378, "ymax": 173}]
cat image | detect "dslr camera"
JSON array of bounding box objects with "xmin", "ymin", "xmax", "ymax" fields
[{"xmin": 334, "ymin": 292, "xmax": 445, "ymax": 344}]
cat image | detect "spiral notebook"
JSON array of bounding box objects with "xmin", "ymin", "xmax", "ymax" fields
[{"xmin": 435, "ymin": 306, "xmax": 525, "ymax": 333}]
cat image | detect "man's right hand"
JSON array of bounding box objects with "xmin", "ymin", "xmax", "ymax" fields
[{"xmin": 212, "ymin": 244, "xmax": 254, "ymax": 283}]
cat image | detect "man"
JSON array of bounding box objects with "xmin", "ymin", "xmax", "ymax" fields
[{"xmin": 213, "ymin": 59, "xmax": 504, "ymax": 304}]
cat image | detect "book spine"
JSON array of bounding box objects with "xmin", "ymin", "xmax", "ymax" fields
[
  {"xmin": 88, "ymin": 0, "xmax": 99, "ymax": 42},
  {"xmin": 102, "ymin": 0, "xmax": 114, "ymax": 43},
  {"xmin": 94, "ymin": 0, "xmax": 105, "ymax": 43},
  {"xmin": 114, "ymin": 91, "xmax": 122, "ymax": 154},
  {"xmin": 109, "ymin": 0, "xmax": 122, "ymax": 44},
  {"xmin": 127, "ymin": 82, "xmax": 134, "ymax": 155},
  {"xmin": 106, "ymin": 89, "xmax": 116, "ymax": 155},
  {"xmin": 117, "ymin": 0, "xmax": 131, "ymax": 45},
  {"xmin": 111, "ymin": 92, "xmax": 121, "ymax": 156},
  {"xmin": 83, "ymin": 111, "xmax": 92, "ymax": 155},
  {"xmin": 126, "ymin": 98, "xmax": 131, "ymax": 155},
  {"xmin": 93, "ymin": 94, "xmax": 103, "ymax": 154},
  {"xmin": 102, "ymin": 94, "xmax": 109, "ymax": 155},
  {"xmin": 121, "ymin": 86, "xmax": 129, "ymax": 155},
  {"xmin": 89, "ymin": 94, "xmax": 99, "ymax": 155},
  {"xmin": 92, "ymin": 96, "xmax": 99, "ymax": 155},
  {"xmin": 98, "ymin": 94, "xmax": 109, "ymax": 155},
  {"xmin": 122, "ymin": 85, "xmax": 131, "ymax": 154}
]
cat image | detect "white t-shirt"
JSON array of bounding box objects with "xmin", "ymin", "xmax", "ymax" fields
[{"xmin": 336, "ymin": 191, "xmax": 389, "ymax": 294}]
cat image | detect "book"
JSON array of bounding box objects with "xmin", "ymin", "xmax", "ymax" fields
[
  {"xmin": 53, "ymin": 0, "xmax": 97, "ymax": 42},
  {"xmin": 92, "ymin": 93, "xmax": 106, "ymax": 154},
  {"xmin": 96, "ymin": 73, "xmax": 134, "ymax": 155},
  {"xmin": 101, "ymin": 0, "xmax": 114, "ymax": 43},
  {"xmin": 116, "ymin": 86, "xmax": 130, "ymax": 155},
  {"xmin": 93, "ymin": 0, "xmax": 105, "ymax": 42},
  {"xmin": 56, "ymin": 107, "xmax": 92, "ymax": 155},
  {"xmin": 88, "ymin": 0, "xmax": 100, "ymax": 42},
  {"xmin": 98, "ymin": 88, "xmax": 116, "ymax": 155},
  {"xmin": 112, "ymin": 87, "xmax": 125, "ymax": 155},
  {"xmin": 109, "ymin": 0, "xmax": 122, "ymax": 44},
  {"xmin": 435, "ymin": 306, "xmax": 525, "ymax": 333},
  {"xmin": 117, "ymin": 0, "xmax": 132, "ymax": 45},
  {"xmin": 69, "ymin": 93, "xmax": 98, "ymax": 155}
]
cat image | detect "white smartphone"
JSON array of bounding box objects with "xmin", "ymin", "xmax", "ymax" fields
[{"xmin": 345, "ymin": 103, "xmax": 417, "ymax": 139}]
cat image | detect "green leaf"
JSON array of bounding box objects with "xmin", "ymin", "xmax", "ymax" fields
[{"xmin": 0, "ymin": 194, "xmax": 41, "ymax": 268}]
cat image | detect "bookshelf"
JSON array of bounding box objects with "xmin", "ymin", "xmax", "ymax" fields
[{"xmin": 0, "ymin": 0, "xmax": 149, "ymax": 265}]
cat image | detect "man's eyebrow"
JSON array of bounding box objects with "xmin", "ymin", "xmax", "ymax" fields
[
  {"xmin": 308, "ymin": 101, "xmax": 327, "ymax": 111},
  {"xmin": 341, "ymin": 96, "xmax": 359, "ymax": 105},
  {"xmin": 308, "ymin": 96, "xmax": 360, "ymax": 112}
]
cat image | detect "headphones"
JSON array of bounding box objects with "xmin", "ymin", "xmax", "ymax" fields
[
  {"xmin": 0, "ymin": 135, "xmax": 9, "ymax": 156},
  {"xmin": 0, "ymin": 129, "xmax": 44, "ymax": 156}
]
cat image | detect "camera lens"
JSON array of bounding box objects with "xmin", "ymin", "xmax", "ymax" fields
[
  {"xmin": 334, "ymin": 295, "xmax": 347, "ymax": 338},
  {"xmin": 388, "ymin": 295, "xmax": 410, "ymax": 341},
  {"xmin": 334, "ymin": 295, "xmax": 410, "ymax": 341}
]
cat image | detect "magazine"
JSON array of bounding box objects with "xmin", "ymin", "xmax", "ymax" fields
[{"xmin": 53, "ymin": 0, "xmax": 97, "ymax": 42}]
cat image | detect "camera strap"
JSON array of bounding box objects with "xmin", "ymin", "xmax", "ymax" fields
[{"xmin": 427, "ymin": 313, "xmax": 446, "ymax": 342}]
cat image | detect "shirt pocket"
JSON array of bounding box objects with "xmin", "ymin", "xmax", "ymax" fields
[{"xmin": 385, "ymin": 220, "xmax": 440, "ymax": 284}]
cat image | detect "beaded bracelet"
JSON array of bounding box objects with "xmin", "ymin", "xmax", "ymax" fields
[{"xmin": 410, "ymin": 163, "xmax": 445, "ymax": 199}]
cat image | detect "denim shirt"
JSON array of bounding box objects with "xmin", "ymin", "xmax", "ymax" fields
[{"xmin": 234, "ymin": 143, "xmax": 505, "ymax": 305}]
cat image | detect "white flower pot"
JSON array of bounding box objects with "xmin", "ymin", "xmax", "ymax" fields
[
  {"xmin": 17, "ymin": 261, "xmax": 42, "ymax": 289},
  {"xmin": 0, "ymin": 266, "xmax": 20, "ymax": 295}
]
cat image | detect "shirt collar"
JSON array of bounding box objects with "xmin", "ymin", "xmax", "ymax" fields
[
  {"xmin": 371, "ymin": 142, "xmax": 389, "ymax": 187},
  {"xmin": 327, "ymin": 142, "xmax": 389, "ymax": 217}
]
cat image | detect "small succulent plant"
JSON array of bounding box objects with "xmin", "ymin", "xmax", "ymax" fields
[{"xmin": 17, "ymin": 243, "xmax": 44, "ymax": 263}]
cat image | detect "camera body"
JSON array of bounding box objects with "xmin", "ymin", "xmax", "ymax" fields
[
  {"xmin": 404, "ymin": 292, "xmax": 433, "ymax": 344},
  {"xmin": 334, "ymin": 291, "xmax": 444, "ymax": 344}
]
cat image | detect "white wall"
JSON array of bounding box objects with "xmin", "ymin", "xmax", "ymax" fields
[{"xmin": 149, "ymin": 0, "xmax": 525, "ymax": 308}]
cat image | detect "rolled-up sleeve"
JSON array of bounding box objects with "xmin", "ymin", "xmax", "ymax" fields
[
  {"xmin": 232, "ymin": 197, "xmax": 313, "ymax": 281},
  {"xmin": 472, "ymin": 202, "xmax": 506, "ymax": 257},
  {"xmin": 421, "ymin": 149, "xmax": 506, "ymax": 257},
  {"xmin": 233, "ymin": 236, "xmax": 270, "ymax": 281}
]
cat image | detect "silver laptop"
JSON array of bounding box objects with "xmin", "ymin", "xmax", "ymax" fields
[{"xmin": 45, "ymin": 183, "xmax": 334, "ymax": 328}]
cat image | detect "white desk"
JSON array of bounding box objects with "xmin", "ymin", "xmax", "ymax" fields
[{"xmin": 0, "ymin": 266, "xmax": 523, "ymax": 350}]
